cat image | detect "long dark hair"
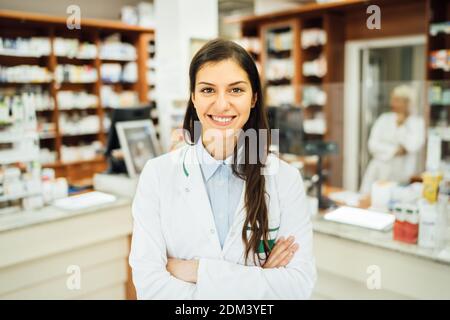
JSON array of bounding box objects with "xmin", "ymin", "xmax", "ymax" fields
[{"xmin": 183, "ymin": 38, "xmax": 271, "ymax": 264}]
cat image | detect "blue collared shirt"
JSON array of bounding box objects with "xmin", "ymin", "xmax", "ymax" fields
[{"xmin": 196, "ymin": 140, "xmax": 244, "ymax": 248}]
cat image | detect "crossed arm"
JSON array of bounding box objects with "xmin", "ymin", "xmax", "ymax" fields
[{"xmin": 166, "ymin": 236, "xmax": 299, "ymax": 283}]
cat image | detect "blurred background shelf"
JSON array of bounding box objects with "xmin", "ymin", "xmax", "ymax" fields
[{"xmin": 0, "ymin": 10, "xmax": 155, "ymax": 187}]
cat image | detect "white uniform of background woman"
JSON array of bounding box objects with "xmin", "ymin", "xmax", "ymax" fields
[{"xmin": 360, "ymin": 85, "xmax": 425, "ymax": 194}]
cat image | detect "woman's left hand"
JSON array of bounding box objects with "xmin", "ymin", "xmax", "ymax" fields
[{"xmin": 166, "ymin": 258, "xmax": 199, "ymax": 283}]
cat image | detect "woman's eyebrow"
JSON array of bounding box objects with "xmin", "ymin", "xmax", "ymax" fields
[
  {"xmin": 228, "ymin": 81, "xmax": 248, "ymax": 86},
  {"xmin": 197, "ymin": 80, "xmax": 248, "ymax": 86}
]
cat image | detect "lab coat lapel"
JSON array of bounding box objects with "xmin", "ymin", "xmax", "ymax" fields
[{"xmin": 180, "ymin": 145, "xmax": 222, "ymax": 252}]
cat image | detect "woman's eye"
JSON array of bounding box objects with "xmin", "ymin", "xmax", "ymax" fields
[
  {"xmin": 200, "ymin": 87, "xmax": 214, "ymax": 94},
  {"xmin": 231, "ymin": 88, "xmax": 244, "ymax": 93}
]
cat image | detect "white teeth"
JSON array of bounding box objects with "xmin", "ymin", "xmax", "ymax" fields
[{"xmin": 211, "ymin": 115, "xmax": 233, "ymax": 123}]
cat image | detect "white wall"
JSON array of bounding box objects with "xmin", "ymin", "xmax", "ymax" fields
[{"xmin": 154, "ymin": 0, "xmax": 218, "ymax": 151}]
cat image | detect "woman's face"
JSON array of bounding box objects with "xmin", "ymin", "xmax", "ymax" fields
[
  {"xmin": 192, "ymin": 59, "xmax": 256, "ymax": 137},
  {"xmin": 390, "ymin": 95, "xmax": 409, "ymax": 116}
]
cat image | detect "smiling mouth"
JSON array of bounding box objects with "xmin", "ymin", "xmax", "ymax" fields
[{"xmin": 207, "ymin": 115, "xmax": 237, "ymax": 126}]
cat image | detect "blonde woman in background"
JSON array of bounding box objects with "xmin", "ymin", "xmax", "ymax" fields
[{"xmin": 360, "ymin": 85, "xmax": 425, "ymax": 195}]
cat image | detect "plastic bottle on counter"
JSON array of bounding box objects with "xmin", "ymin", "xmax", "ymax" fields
[
  {"xmin": 418, "ymin": 199, "xmax": 439, "ymax": 248},
  {"xmin": 393, "ymin": 204, "xmax": 405, "ymax": 242},
  {"xmin": 418, "ymin": 173, "xmax": 448, "ymax": 249},
  {"xmin": 404, "ymin": 205, "xmax": 419, "ymax": 244}
]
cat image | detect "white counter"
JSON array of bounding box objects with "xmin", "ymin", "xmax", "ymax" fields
[
  {"xmin": 0, "ymin": 197, "xmax": 133, "ymax": 299},
  {"xmin": 311, "ymin": 215, "xmax": 450, "ymax": 299}
]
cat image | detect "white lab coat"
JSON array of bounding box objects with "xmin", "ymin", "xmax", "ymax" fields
[
  {"xmin": 129, "ymin": 143, "xmax": 317, "ymax": 299},
  {"xmin": 360, "ymin": 112, "xmax": 425, "ymax": 194}
]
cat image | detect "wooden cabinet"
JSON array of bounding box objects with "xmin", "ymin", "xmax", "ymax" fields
[{"xmin": 0, "ymin": 10, "xmax": 155, "ymax": 187}]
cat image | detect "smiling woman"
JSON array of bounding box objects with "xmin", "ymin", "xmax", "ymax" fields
[{"xmin": 129, "ymin": 39, "xmax": 316, "ymax": 299}]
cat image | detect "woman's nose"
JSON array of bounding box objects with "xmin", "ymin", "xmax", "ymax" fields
[{"xmin": 214, "ymin": 92, "xmax": 230, "ymax": 110}]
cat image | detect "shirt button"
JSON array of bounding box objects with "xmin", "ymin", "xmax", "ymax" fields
[
  {"xmin": 210, "ymin": 229, "xmax": 215, "ymax": 234},
  {"xmin": 184, "ymin": 187, "xmax": 190, "ymax": 193}
]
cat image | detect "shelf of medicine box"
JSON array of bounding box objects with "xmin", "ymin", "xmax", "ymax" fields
[
  {"xmin": 429, "ymin": 127, "xmax": 450, "ymax": 142},
  {"xmin": 302, "ymin": 105, "xmax": 325, "ymax": 119},
  {"xmin": 55, "ymin": 106, "xmax": 99, "ymax": 112},
  {"xmin": 302, "ymin": 75, "xmax": 324, "ymax": 84},
  {"xmin": 428, "ymin": 69, "xmax": 450, "ymax": 82},
  {"xmin": 0, "ymin": 48, "xmax": 50, "ymax": 58},
  {"xmin": 427, "ymin": 33, "xmax": 450, "ymax": 50},
  {"xmin": 429, "ymin": 21, "xmax": 450, "ymax": 35},
  {"xmin": 101, "ymin": 80, "xmax": 137, "ymax": 86},
  {"xmin": 0, "ymin": 55, "xmax": 49, "ymax": 68},
  {"xmin": 266, "ymin": 49, "xmax": 291, "ymax": 59},
  {"xmin": 42, "ymin": 155, "xmax": 106, "ymax": 167},
  {"xmin": 429, "ymin": 63, "xmax": 450, "ymax": 72},
  {"xmin": 301, "ymin": 46, "xmax": 324, "ymax": 60},
  {"xmin": 265, "ymin": 78, "xmax": 292, "ymax": 86},
  {"xmin": 56, "ymin": 56, "xmax": 96, "ymax": 64},
  {"xmin": 0, "ymin": 191, "xmax": 42, "ymax": 203},
  {"xmin": 429, "ymin": 104, "xmax": 450, "ymax": 111},
  {"xmin": 0, "ymin": 81, "xmax": 52, "ymax": 86},
  {"xmin": 55, "ymin": 80, "xmax": 98, "ymax": 85},
  {"xmin": 60, "ymin": 131, "xmax": 104, "ymax": 139},
  {"xmin": 302, "ymin": 43, "xmax": 325, "ymax": 51},
  {"xmin": 38, "ymin": 131, "xmax": 57, "ymax": 139},
  {"xmin": 99, "ymin": 57, "xmax": 137, "ymax": 63},
  {"xmin": 0, "ymin": 131, "xmax": 39, "ymax": 143},
  {"xmin": 0, "ymin": 152, "xmax": 39, "ymax": 165},
  {"xmin": 35, "ymin": 108, "xmax": 56, "ymax": 113},
  {"xmin": 54, "ymin": 83, "xmax": 97, "ymax": 94}
]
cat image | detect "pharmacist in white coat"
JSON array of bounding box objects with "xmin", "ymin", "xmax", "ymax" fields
[
  {"xmin": 360, "ymin": 85, "xmax": 426, "ymax": 194},
  {"xmin": 129, "ymin": 39, "xmax": 316, "ymax": 299}
]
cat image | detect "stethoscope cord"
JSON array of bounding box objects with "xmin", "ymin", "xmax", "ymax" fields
[{"xmin": 183, "ymin": 148, "xmax": 189, "ymax": 177}]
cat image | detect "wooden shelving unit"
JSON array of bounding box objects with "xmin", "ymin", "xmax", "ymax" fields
[
  {"xmin": 0, "ymin": 10, "xmax": 155, "ymax": 186},
  {"xmin": 426, "ymin": 0, "xmax": 450, "ymax": 163}
]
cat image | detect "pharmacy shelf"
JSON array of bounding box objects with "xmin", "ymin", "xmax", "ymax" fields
[
  {"xmin": 0, "ymin": 51, "xmax": 49, "ymax": 58},
  {"xmin": 100, "ymin": 58, "xmax": 137, "ymax": 63},
  {"xmin": 56, "ymin": 56, "xmax": 96, "ymax": 61},
  {"xmin": 0, "ymin": 192, "xmax": 42, "ymax": 203},
  {"xmin": 39, "ymin": 132, "xmax": 57, "ymax": 139},
  {"xmin": 426, "ymin": 0, "xmax": 450, "ymax": 162},
  {"xmin": 0, "ymin": 153, "xmax": 40, "ymax": 165},
  {"xmin": 0, "ymin": 82, "xmax": 52, "ymax": 85},
  {"xmin": 0, "ymin": 9, "xmax": 154, "ymax": 185},
  {"xmin": 429, "ymin": 127, "xmax": 450, "ymax": 142},
  {"xmin": 56, "ymin": 81, "xmax": 98, "ymax": 85},
  {"xmin": 43, "ymin": 155, "xmax": 105, "ymax": 167},
  {"xmin": 0, "ymin": 131, "xmax": 38, "ymax": 143},
  {"xmin": 60, "ymin": 132, "xmax": 101, "ymax": 137}
]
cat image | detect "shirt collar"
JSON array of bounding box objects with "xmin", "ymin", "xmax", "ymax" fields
[{"xmin": 195, "ymin": 138, "xmax": 240, "ymax": 181}]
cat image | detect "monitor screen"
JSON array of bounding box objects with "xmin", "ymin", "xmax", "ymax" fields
[
  {"xmin": 268, "ymin": 106, "xmax": 304, "ymax": 155},
  {"xmin": 105, "ymin": 106, "xmax": 152, "ymax": 156}
]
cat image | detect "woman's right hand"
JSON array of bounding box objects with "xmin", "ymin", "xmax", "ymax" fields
[{"xmin": 262, "ymin": 236, "xmax": 299, "ymax": 269}]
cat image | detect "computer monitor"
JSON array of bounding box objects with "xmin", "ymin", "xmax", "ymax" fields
[
  {"xmin": 105, "ymin": 106, "xmax": 152, "ymax": 174},
  {"xmin": 267, "ymin": 105, "xmax": 304, "ymax": 155}
]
